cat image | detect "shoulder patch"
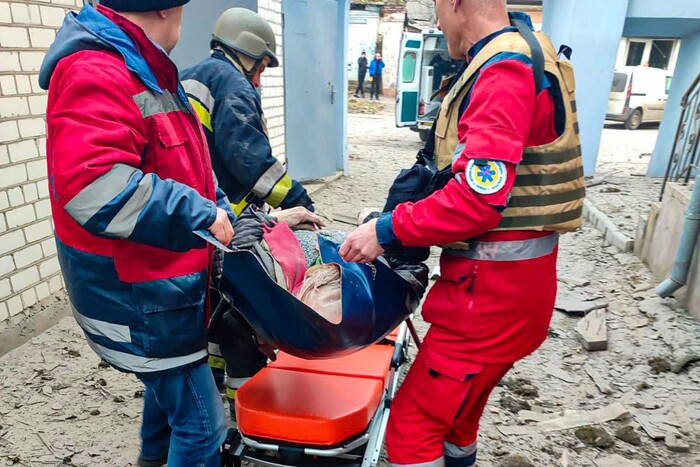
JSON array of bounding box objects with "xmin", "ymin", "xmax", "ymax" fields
[{"xmin": 465, "ymin": 159, "xmax": 507, "ymax": 195}]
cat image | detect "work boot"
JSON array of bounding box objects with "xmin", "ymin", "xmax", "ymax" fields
[{"xmin": 137, "ymin": 456, "xmax": 167, "ymax": 467}]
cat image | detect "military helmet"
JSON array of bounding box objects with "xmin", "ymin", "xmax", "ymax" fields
[{"xmin": 212, "ymin": 8, "xmax": 279, "ymax": 68}]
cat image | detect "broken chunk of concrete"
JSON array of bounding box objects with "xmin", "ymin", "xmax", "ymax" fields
[
  {"xmin": 576, "ymin": 309, "xmax": 608, "ymax": 351},
  {"xmin": 671, "ymin": 353, "xmax": 700, "ymax": 374},
  {"xmin": 498, "ymin": 402, "xmax": 629, "ymax": 436},
  {"xmin": 584, "ymin": 363, "xmax": 613, "ymax": 395},
  {"xmin": 548, "ymin": 366, "xmax": 577, "ymax": 384},
  {"xmin": 555, "ymin": 296, "xmax": 608, "ymax": 316},
  {"xmin": 559, "ymin": 274, "xmax": 590, "ymax": 287},
  {"xmin": 615, "ymin": 425, "xmax": 642, "ymax": 446},
  {"xmin": 633, "ymin": 412, "xmax": 668, "ymax": 440},
  {"xmin": 665, "ymin": 432, "xmax": 690, "ymax": 453},
  {"xmin": 594, "ymin": 454, "xmax": 641, "ymax": 467},
  {"xmin": 575, "ymin": 426, "xmax": 615, "ymax": 448},
  {"xmin": 517, "ymin": 410, "xmax": 558, "ymax": 423}
]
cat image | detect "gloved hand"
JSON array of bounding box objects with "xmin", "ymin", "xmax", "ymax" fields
[{"xmin": 231, "ymin": 207, "xmax": 270, "ymax": 249}]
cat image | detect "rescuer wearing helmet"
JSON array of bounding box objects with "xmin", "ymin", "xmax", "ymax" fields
[{"xmin": 181, "ymin": 8, "xmax": 316, "ymax": 419}]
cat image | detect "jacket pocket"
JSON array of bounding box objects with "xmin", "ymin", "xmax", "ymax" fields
[
  {"xmin": 148, "ymin": 114, "xmax": 202, "ymax": 191},
  {"xmin": 131, "ymin": 270, "xmax": 208, "ymax": 358},
  {"xmin": 421, "ymin": 255, "xmax": 478, "ymax": 334}
]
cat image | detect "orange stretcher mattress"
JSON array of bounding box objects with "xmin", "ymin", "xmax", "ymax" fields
[{"xmin": 236, "ymin": 344, "xmax": 396, "ymax": 446}]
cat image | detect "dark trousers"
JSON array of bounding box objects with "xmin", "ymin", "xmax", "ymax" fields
[
  {"xmin": 371, "ymin": 74, "xmax": 383, "ymax": 98},
  {"xmin": 355, "ymin": 72, "xmax": 366, "ymax": 96}
]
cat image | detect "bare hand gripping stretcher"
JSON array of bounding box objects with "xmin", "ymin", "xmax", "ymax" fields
[{"xmin": 211, "ymin": 229, "xmax": 423, "ymax": 466}]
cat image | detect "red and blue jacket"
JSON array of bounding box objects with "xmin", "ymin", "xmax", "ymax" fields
[{"xmin": 39, "ymin": 4, "xmax": 234, "ymax": 376}]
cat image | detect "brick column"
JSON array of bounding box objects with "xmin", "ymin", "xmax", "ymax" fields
[
  {"xmin": 257, "ymin": 0, "xmax": 286, "ymax": 164},
  {"xmin": 0, "ymin": 0, "xmax": 82, "ymax": 323}
]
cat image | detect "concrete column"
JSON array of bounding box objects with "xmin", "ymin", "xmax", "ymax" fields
[
  {"xmin": 543, "ymin": 0, "xmax": 629, "ymax": 176},
  {"xmin": 648, "ymin": 29, "xmax": 700, "ymax": 177}
]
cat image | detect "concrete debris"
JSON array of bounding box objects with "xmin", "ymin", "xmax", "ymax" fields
[
  {"xmin": 500, "ymin": 396, "xmax": 531, "ymax": 414},
  {"xmin": 501, "ymin": 378, "xmax": 539, "ymax": 398},
  {"xmin": 555, "ymin": 296, "xmax": 608, "ymax": 316},
  {"xmin": 575, "ymin": 426, "xmax": 615, "ymax": 448},
  {"xmin": 576, "ymin": 309, "xmax": 608, "ymax": 351},
  {"xmin": 348, "ymin": 98, "xmax": 384, "ymax": 114},
  {"xmin": 670, "ymin": 353, "xmax": 700, "ymax": 374},
  {"xmin": 633, "ymin": 411, "xmax": 670, "ymax": 440},
  {"xmin": 664, "ymin": 432, "xmax": 690, "ymax": 453},
  {"xmin": 558, "ymin": 449, "xmax": 570, "ymax": 467},
  {"xmin": 648, "ymin": 357, "xmax": 671, "ymax": 374},
  {"xmin": 594, "ymin": 454, "xmax": 642, "ymax": 467},
  {"xmin": 517, "ymin": 410, "xmax": 558, "ymax": 423},
  {"xmin": 498, "ymin": 403, "xmax": 629, "ymax": 436},
  {"xmin": 615, "ymin": 425, "xmax": 642, "ymax": 446},
  {"xmin": 583, "ymin": 363, "xmax": 613, "ymax": 395},
  {"xmin": 498, "ymin": 454, "xmax": 535, "ymax": 467},
  {"xmin": 548, "ymin": 366, "xmax": 577, "ymax": 384},
  {"xmin": 559, "ymin": 274, "xmax": 590, "ymax": 287}
]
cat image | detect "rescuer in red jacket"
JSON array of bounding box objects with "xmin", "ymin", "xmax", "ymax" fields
[{"xmin": 340, "ymin": 0, "xmax": 585, "ymax": 465}]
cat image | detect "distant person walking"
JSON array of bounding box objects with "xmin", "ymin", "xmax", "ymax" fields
[
  {"xmin": 369, "ymin": 52, "xmax": 385, "ymax": 100},
  {"xmin": 354, "ymin": 51, "xmax": 368, "ymax": 98}
]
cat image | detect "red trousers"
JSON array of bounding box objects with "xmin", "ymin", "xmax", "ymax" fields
[
  {"xmin": 387, "ymin": 235, "xmax": 558, "ymax": 466},
  {"xmin": 386, "ymin": 338, "xmax": 512, "ymax": 466}
]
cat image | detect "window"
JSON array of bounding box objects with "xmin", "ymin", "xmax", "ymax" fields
[
  {"xmin": 626, "ymin": 42, "xmax": 645, "ymax": 66},
  {"xmin": 611, "ymin": 73, "xmax": 628, "ymax": 92},
  {"xmin": 402, "ymin": 52, "xmax": 417, "ymax": 83},
  {"xmin": 649, "ymin": 40, "xmax": 675, "ymax": 70},
  {"xmin": 666, "ymin": 76, "xmax": 673, "ymax": 95}
]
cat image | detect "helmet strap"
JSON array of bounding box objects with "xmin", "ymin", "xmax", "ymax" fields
[{"xmin": 214, "ymin": 43, "xmax": 264, "ymax": 83}]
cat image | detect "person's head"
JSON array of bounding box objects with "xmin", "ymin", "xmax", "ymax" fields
[
  {"xmin": 211, "ymin": 8, "xmax": 278, "ymax": 87},
  {"xmin": 375, "ymin": 52, "xmax": 382, "ymax": 61},
  {"xmin": 361, "ymin": 51, "xmax": 366, "ymax": 57},
  {"xmin": 435, "ymin": 0, "xmax": 508, "ymax": 59},
  {"xmin": 100, "ymin": 0, "xmax": 190, "ymax": 54}
]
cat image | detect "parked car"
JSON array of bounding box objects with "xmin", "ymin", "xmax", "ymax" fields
[
  {"xmin": 606, "ymin": 66, "xmax": 672, "ymax": 130},
  {"xmin": 395, "ymin": 29, "xmax": 464, "ymax": 141}
]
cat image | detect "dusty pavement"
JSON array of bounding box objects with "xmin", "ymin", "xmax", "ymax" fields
[{"xmin": 1, "ymin": 107, "xmax": 700, "ymax": 467}]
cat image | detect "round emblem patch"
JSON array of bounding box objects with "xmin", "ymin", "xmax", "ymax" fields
[{"xmin": 465, "ymin": 160, "xmax": 507, "ymax": 195}]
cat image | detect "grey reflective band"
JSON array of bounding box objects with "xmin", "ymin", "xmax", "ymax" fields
[
  {"xmin": 392, "ymin": 459, "xmax": 445, "ymax": 467},
  {"xmin": 72, "ymin": 304, "xmax": 132, "ymax": 343},
  {"xmin": 65, "ymin": 164, "xmax": 139, "ymax": 226},
  {"xmin": 499, "ymin": 207, "xmax": 582, "ymax": 229},
  {"xmin": 226, "ymin": 376, "xmax": 251, "ymax": 390},
  {"xmin": 208, "ymin": 342, "xmax": 222, "ymax": 357},
  {"xmin": 103, "ymin": 174, "xmax": 154, "ymax": 238},
  {"xmin": 507, "ymin": 187, "xmax": 586, "ymax": 208},
  {"xmin": 85, "ymin": 338, "xmax": 208, "ymax": 373},
  {"xmin": 252, "ymin": 162, "xmax": 286, "ymax": 198},
  {"xmin": 133, "ymin": 89, "xmax": 189, "ymax": 118},
  {"xmin": 452, "ymin": 143, "xmax": 466, "ymax": 164},
  {"xmin": 181, "ymin": 79, "xmax": 216, "ymax": 111},
  {"xmin": 444, "ymin": 440, "xmax": 477, "ymax": 458},
  {"xmin": 444, "ymin": 233, "xmax": 559, "ymax": 261},
  {"xmin": 520, "ymin": 145, "xmax": 581, "ymax": 166}
]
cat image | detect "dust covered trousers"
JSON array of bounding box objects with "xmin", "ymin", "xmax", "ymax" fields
[
  {"xmin": 39, "ymin": 4, "xmax": 232, "ymax": 465},
  {"xmin": 375, "ymin": 13, "xmax": 585, "ymax": 467}
]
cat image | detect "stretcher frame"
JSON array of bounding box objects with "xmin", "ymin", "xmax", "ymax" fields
[{"xmin": 223, "ymin": 320, "xmax": 418, "ymax": 467}]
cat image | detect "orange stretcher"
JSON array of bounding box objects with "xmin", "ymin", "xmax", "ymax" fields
[{"xmin": 223, "ymin": 322, "xmax": 418, "ymax": 467}]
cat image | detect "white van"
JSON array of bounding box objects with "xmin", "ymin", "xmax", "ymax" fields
[
  {"xmin": 395, "ymin": 30, "xmax": 464, "ymax": 141},
  {"xmin": 606, "ymin": 66, "xmax": 672, "ymax": 130}
]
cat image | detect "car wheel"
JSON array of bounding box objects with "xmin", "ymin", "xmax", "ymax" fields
[{"xmin": 625, "ymin": 108, "xmax": 643, "ymax": 130}]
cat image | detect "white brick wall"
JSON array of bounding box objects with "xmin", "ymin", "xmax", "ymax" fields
[
  {"xmin": 0, "ymin": 0, "xmax": 81, "ymax": 324},
  {"xmin": 258, "ymin": 0, "xmax": 286, "ymax": 163}
]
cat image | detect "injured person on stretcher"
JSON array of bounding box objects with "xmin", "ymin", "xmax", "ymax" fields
[
  {"xmin": 217, "ymin": 205, "xmax": 428, "ymax": 359},
  {"xmin": 210, "ymin": 206, "xmax": 428, "ymax": 467}
]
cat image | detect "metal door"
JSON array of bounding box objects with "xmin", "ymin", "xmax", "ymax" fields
[
  {"xmin": 284, "ymin": 0, "xmax": 344, "ymax": 181},
  {"xmin": 395, "ymin": 33, "xmax": 423, "ymax": 127}
]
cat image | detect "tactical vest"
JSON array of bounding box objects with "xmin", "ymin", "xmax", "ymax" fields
[{"xmin": 435, "ymin": 31, "xmax": 585, "ymax": 234}]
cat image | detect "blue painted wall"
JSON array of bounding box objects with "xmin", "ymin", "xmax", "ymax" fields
[
  {"xmin": 648, "ymin": 28, "xmax": 700, "ymax": 176},
  {"xmin": 543, "ymin": 0, "xmax": 629, "ymax": 176}
]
